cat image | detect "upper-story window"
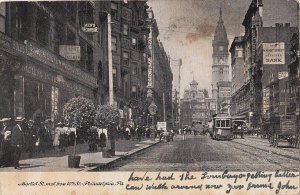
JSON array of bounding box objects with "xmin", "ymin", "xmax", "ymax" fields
[
  {"xmin": 123, "ymin": 23, "xmax": 129, "ymax": 35},
  {"xmin": 54, "ymin": 21, "xmax": 66, "ymax": 53},
  {"xmin": 66, "ymin": 28, "xmax": 76, "ymax": 45},
  {"xmin": 79, "ymin": 38, "xmax": 94, "ymax": 73},
  {"xmin": 143, "ymin": 53, "xmax": 147, "ymax": 62},
  {"xmin": 111, "ymin": 2, "xmax": 118, "ymax": 20},
  {"xmin": 132, "ymin": 63, "xmax": 137, "ymax": 75},
  {"xmin": 79, "ymin": 2, "xmax": 94, "ymax": 29},
  {"xmin": 132, "ymin": 38, "xmax": 137, "ymax": 50},
  {"xmin": 36, "ymin": 9, "xmax": 50, "ymax": 47},
  {"xmin": 0, "ymin": 3, "xmax": 6, "ymax": 33},
  {"xmin": 67, "ymin": 2, "xmax": 77, "ymax": 24},
  {"xmin": 238, "ymin": 50, "xmax": 243, "ymax": 57},
  {"xmin": 123, "ymin": 51, "xmax": 129, "ymax": 66},
  {"xmin": 111, "ymin": 36, "xmax": 117, "ymax": 51}
]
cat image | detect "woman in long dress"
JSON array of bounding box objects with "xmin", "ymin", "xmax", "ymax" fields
[{"xmin": 53, "ymin": 122, "xmax": 63, "ymax": 147}]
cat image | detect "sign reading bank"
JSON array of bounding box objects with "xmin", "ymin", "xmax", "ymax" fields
[{"xmin": 263, "ymin": 42, "xmax": 285, "ymax": 64}]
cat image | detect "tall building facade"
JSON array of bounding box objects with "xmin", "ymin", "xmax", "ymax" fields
[
  {"xmin": 212, "ymin": 8, "xmax": 230, "ymax": 100},
  {"xmin": 146, "ymin": 8, "xmax": 173, "ymax": 127},
  {"xmin": 242, "ymin": 0, "xmax": 298, "ymax": 129},
  {"xmin": 170, "ymin": 58, "xmax": 182, "ymax": 129},
  {"xmin": 229, "ymin": 0, "xmax": 299, "ymax": 129},
  {"xmin": 230, "ymin": 36, "xmax": 251, "ymax": 119},
  {"xmin": 0, "ymin": 1, "xmax": 104, "ymax": 122},
  {"xmin": 287, "ymin": 32, "xmax": 299, "ymax": 148},
  {"xmin": 212, "ymin": 8, "xmax": 231, "ymax": 114},
  {"xmin": 108, "ymin": 0, "xmax": 150, "ymax": 126},
  {"xmin": 0, "ymin": 1, "xmax": 173, "ymax": 129}
]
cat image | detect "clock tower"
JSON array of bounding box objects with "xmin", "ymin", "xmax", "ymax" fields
[{"xmin": 212, "ymin": 8, "xmax": 229, "ymax": 99}]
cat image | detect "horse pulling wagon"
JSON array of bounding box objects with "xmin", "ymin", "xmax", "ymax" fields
[{"xmin": 269, "ymin": 115, "xmax": 298, "ymax": 148}]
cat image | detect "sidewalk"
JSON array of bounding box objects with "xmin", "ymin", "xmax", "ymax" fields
[
  {"xmin": 0, "ymin": 138, "xmax": 160, "ymax": 172},
  {"xmin": 232, "ymin": 135, "xmax": 299, "ymax": 161}
]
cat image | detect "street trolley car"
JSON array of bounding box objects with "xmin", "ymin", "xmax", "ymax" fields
[
  {"xmin": 269, "ymin": 115, "xmax": 298, "ymax": 147},
  {"xmin": 212, "ymin": 113, "xmax": 233, "ymax": 140}
]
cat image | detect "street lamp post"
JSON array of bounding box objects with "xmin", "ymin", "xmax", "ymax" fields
[{"xmin": 107, "ymin": 12, "xmax": 114, "ymax": 106}]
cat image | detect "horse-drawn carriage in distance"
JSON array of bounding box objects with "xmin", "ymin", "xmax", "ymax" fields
[
  {"xmin": 268, "ymin": 115, "xmax": 298, "ymax": 148},
  {"xmin": 232, "ymin": 120, "xmax": 248, "ymax": 139}
]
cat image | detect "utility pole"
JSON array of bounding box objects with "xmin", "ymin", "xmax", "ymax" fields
[
  {"xmin": 107, "ymin": 13, "xmax": 114, "ymax": 106},
  {"xmin": 163, "ymin": 92, "xmax": 166, "ymax": 122}
]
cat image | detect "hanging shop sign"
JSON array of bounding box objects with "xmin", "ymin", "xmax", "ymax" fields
[
  {"xmin": 82, "ymin": 23, "xmax": 98, "ymax": 33},
  {"xmin": 263, "ymin": 42, "xmax": 285, "ymax": 64},
  {"xmin": 157, "ymin": 122, "xmax": 167, "ymax": 131},
  {"xmin": 278, "ymin": 71, "xmax": 289, "ymax": 80},
  {"xmin": 59, "ymin": 45, "xmax": 81, "ymax": 61}
]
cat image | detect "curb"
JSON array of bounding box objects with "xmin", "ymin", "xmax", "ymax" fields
[{"xmin": 83, "ymin": 140, "xmax": 160, "ymax": 171}]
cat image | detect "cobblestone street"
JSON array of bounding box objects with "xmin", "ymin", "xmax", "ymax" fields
[{"xmin": 103, "ymin": 135, "xmax": 299, "ymax": 171}]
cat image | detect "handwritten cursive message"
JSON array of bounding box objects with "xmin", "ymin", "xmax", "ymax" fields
[{"xmin": 126, "ymin": 171, "xmax": 299, "ymax": 194}]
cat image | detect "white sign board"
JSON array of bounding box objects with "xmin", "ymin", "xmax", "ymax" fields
[
  {"xmin": 263, "ymin": 43, "xmax": 285, "ymax": 64},
  {"xmin": 219, "ymin": 87, "xmax": 231, "ymax": 97},
  {"xmin": 157, "ymin": 122, "xmax": 167, "ymax": 131},
  {"xmin": 59, "ymin": 45, "xmax": 81, "ymax": 61},
  {"xmin": 278, "ymin": 71, "xmax": 289, "ymax": 80},
  {"xmin": 82, "ymin": 23, "xmax": 98, "ymax": 33}
]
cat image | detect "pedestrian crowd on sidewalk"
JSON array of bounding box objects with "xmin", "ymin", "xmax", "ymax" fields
[
  {"xmin": 0, "ymin": 115, "xmax": 178, "ymax": 170},
  {"xmin": 0, "ymin": 116, "xmax": 81, "ymax": 169}
]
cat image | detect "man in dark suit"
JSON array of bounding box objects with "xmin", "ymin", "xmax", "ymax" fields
[
  {"xmin": 0, "ymin": 118, "xmax": 13, "ymax": 167},
  {"xmin": 11, "ymin": 117, "xmax": 25, "ymax": 169}
]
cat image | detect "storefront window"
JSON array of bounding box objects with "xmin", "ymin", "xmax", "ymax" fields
[{"xmin": 24, "ymin": 78, "xmax": 52, "ymax": 121}]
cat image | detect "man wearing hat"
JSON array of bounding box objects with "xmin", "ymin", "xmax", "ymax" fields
[
  {"xmin": 24, "ymin": 120, "xmax": 37, "ymax": 158},
  {"xmin": 0, "ymin": 118, "xmax": 13, "ymax": 167},
  {"xmin": 11, "ymin": 117, "xmax": 25, "ymax": 169}
]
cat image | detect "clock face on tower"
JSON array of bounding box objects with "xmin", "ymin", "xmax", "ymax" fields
[{"xmin": 219, "ymin": 46, "xmax": 224, "ymax": 51}]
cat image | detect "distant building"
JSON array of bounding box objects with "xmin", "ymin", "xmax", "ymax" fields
[
  {"xmin": 170, "ymin": 58, "xmax": 182, "ymax": 129},
  {"xmin": 230, "ymin": 36, "xmax": 251, "ymax": 119},
  {"xmin": 212, "ymin": 8, "xmax": 230, "ymax": 100},
  {"xmin": 180, "ymin": 80, "xmax": 209, "ymax": 127}
]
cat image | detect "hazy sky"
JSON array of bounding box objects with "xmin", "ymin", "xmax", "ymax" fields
[{"xmin": 147, "ymin": 0, "xmax": 299, "ymax": 97}]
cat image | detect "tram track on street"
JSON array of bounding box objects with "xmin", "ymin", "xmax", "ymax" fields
[
  {"xmin": 230, "ymin": 138, "xmax": 300, "ymax": 162},
  {"xmin": 223, "ymin": 140, "xmax": 299, "ymax": 170}
]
